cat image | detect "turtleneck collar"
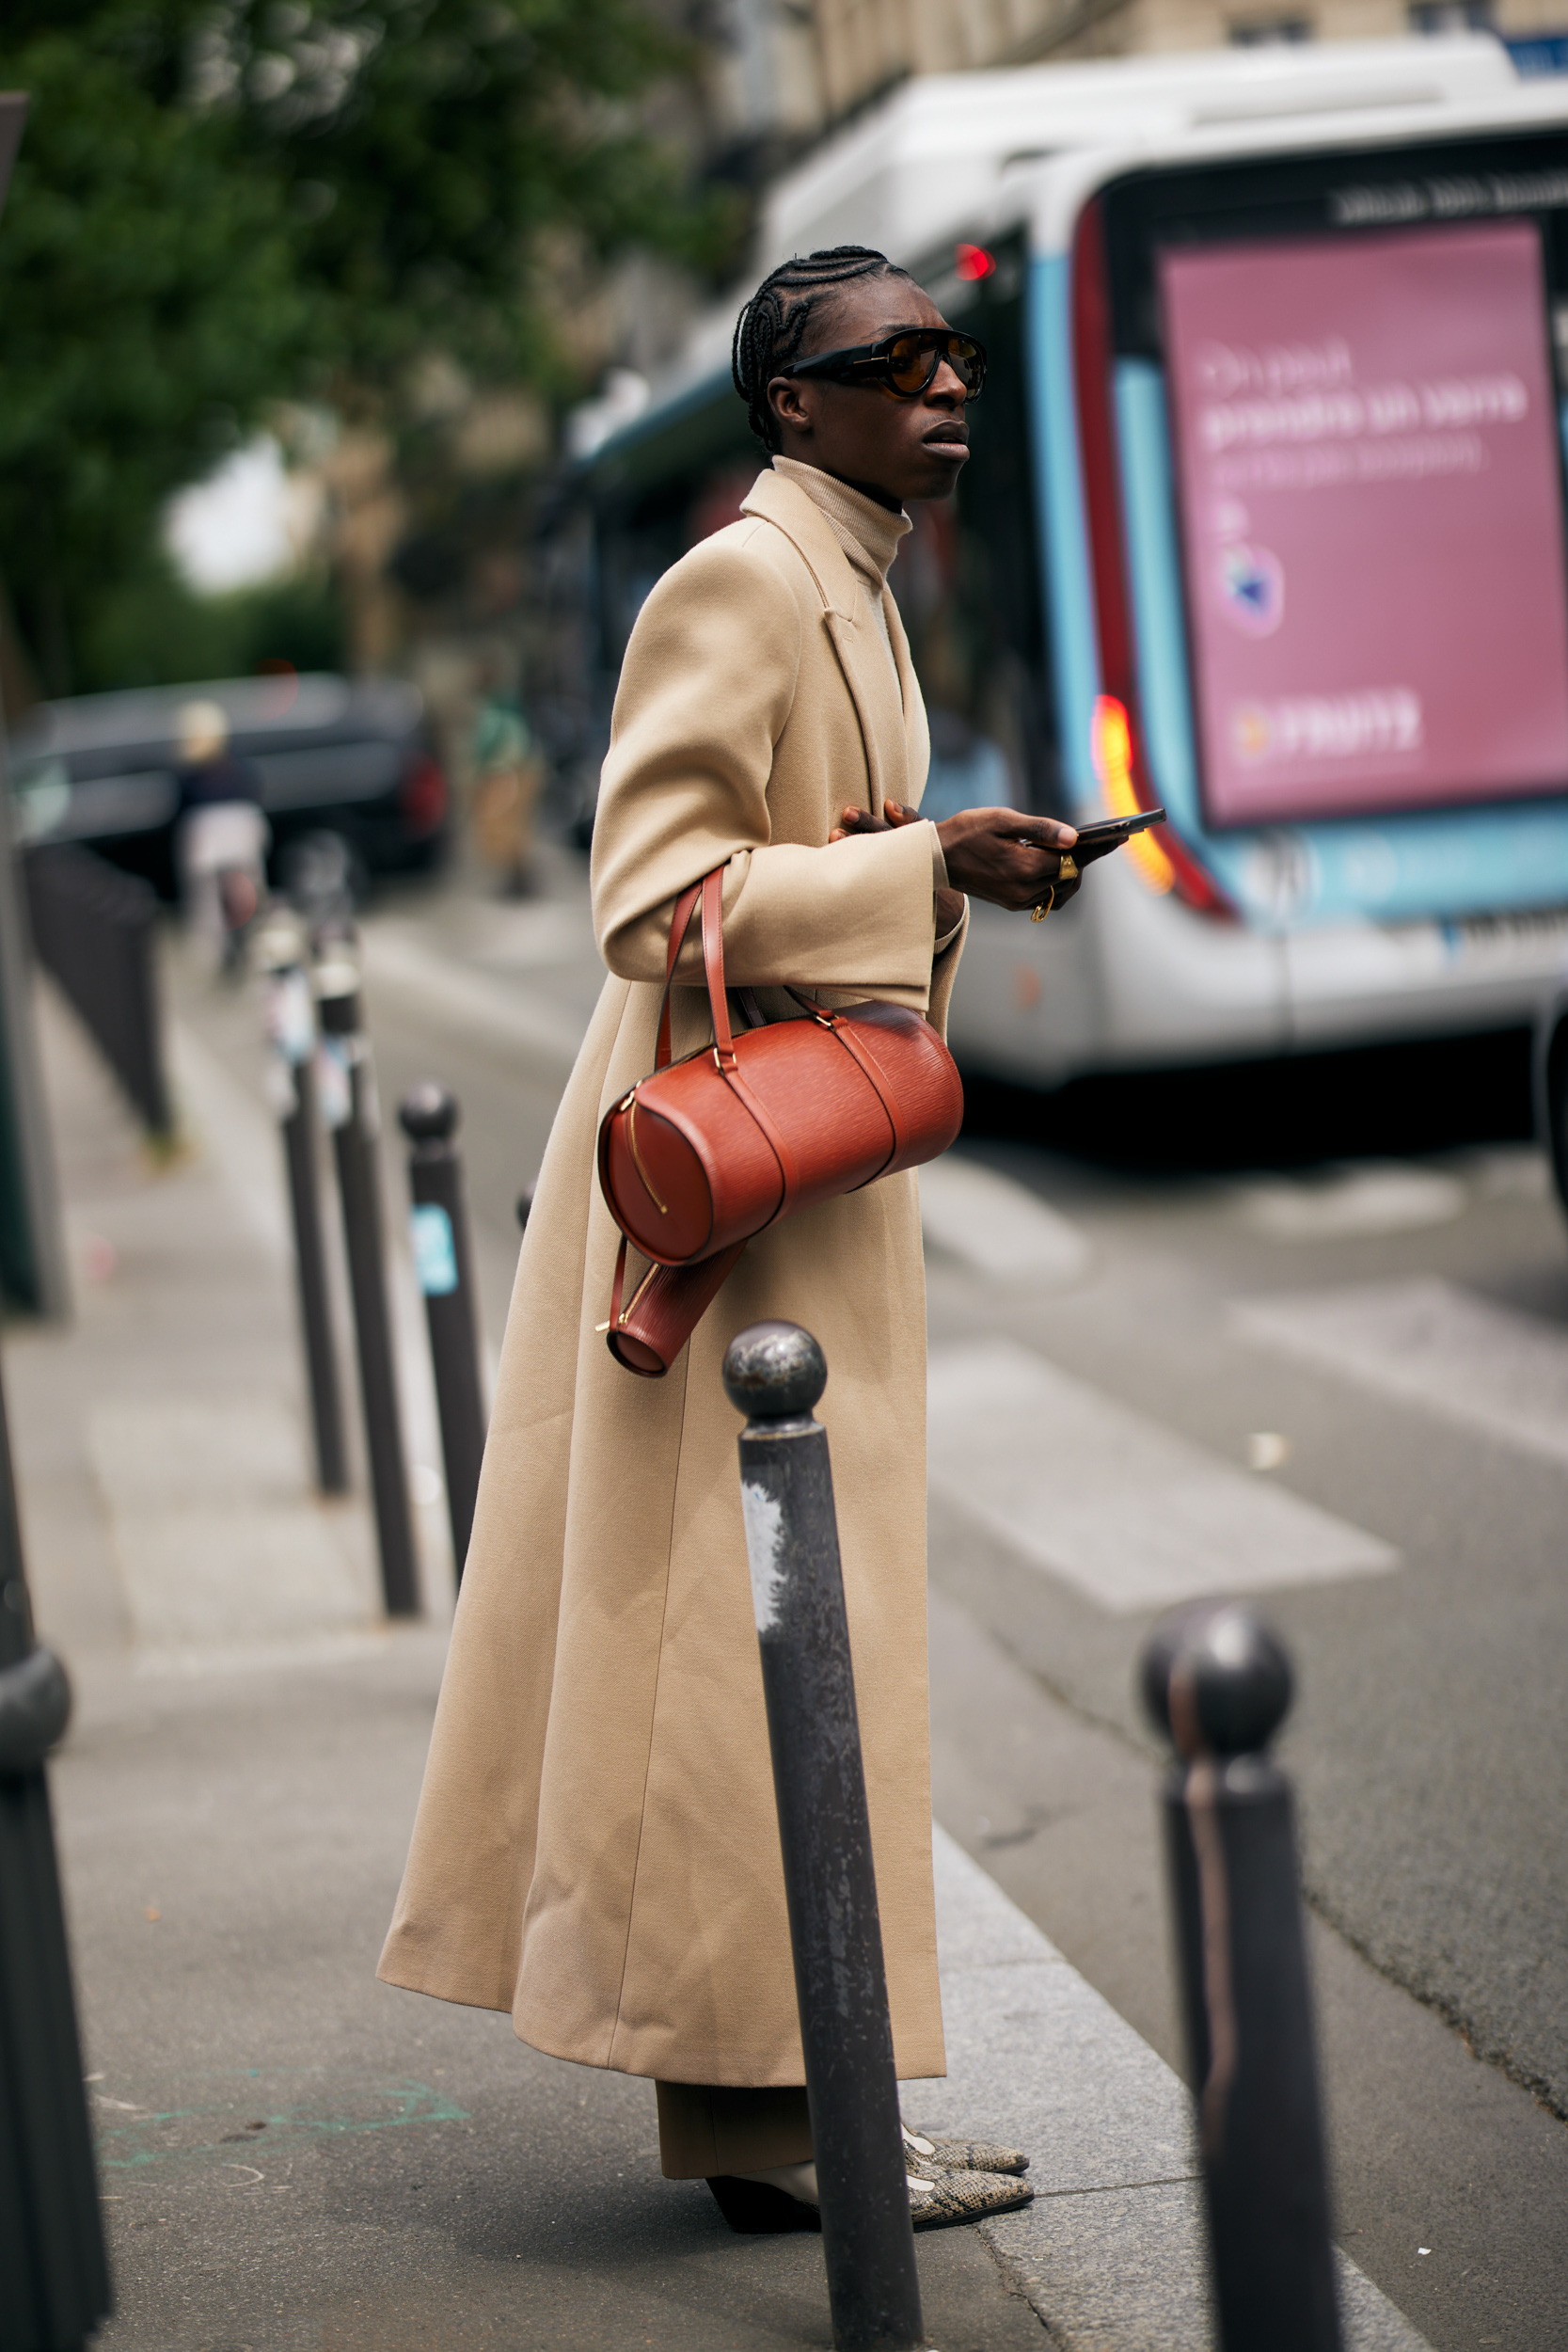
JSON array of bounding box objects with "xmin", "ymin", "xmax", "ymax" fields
[{"xmin": 771, "ymin": 457, "xmax": 911, "ymax": 594}]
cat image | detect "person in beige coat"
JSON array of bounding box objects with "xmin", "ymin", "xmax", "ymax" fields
[{"xmin": 379, "ymin": 246, "xmax": 1081, "ymax": 2233}]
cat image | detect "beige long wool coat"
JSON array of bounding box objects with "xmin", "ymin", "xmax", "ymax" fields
[{"xmin": 379, "ymin": 466, "xmax": 967, "ymax": 2087}]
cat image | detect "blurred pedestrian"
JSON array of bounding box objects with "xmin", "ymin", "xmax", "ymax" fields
[
  {"xmin": 381, "ymin": 247, "xmax": 1080, "ymax": 2233},
  {"xmin": 468, "ymin": 678, "xmax": 544, "ymax": 895},
  {"xmin": 174, "ymin": 699, "xmax": 269, "ymax": 975}
]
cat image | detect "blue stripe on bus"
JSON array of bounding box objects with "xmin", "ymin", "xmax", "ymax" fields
[
  {"xmin": 1029, "ymin": 255, "xmax": 1102, "ymax": 820},
  {"xmin": 1113, "ymin": 357, "xmax": 1568, "ymax": 928},
  {"xmin": 1114, "ymin": 361, "xmax": 1202, "ymax": 835}
]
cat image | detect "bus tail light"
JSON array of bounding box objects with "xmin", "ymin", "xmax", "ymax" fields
[
  {"xmin": 1089, "ymin": 695, "xmax": 1228, "ymax": 913},
  {"xmin": 1092, "ymin": 697, "xmax": 1174, "ymax": 895}
]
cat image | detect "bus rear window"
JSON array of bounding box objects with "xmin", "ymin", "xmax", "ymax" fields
[{"xmin": 1160, "ymin": 218, "xmax": 1568, "ymax": 828}]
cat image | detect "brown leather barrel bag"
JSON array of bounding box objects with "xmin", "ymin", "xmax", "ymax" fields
[{"xmin": 597, "ymin": 864, "xmax": 963, "ymax": 1374}]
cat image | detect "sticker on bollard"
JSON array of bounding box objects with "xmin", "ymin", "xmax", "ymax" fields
[
  {"xmin": 399, "ymin": 1085, "xmax": 488, "ymax": 1586},
  {"xmin": 411, "ymin": 1202, "xmax": 459, "ymax": 1295},
  {"xmin": 724, "ymin": 1322, "xmax": 927, "ymax": 2352},
  {"xmin": 315, "ymin": 1033, "xmax": 353, "ymax": 1131},
  {"xmin": 266, "ymin": 963, "xmax": 314, "ymax": 1066}
]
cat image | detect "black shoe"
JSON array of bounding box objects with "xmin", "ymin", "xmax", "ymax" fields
[{"xmin": 705, "ymin": 2174, "xmax": 822, "ymax": 2233}]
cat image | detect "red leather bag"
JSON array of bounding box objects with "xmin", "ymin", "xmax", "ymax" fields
[
  {"xmin": 597, "ymin": 865, "xmax": 963, "ymax": 1370},
  {"xmin": 602, "ymin": 1244, "xmax": 747, "ymax": 1379}
]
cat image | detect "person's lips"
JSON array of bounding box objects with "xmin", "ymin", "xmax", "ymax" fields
[{"xmin": 923, "ymin": 423, "xmax": 969, "ymax": 457}]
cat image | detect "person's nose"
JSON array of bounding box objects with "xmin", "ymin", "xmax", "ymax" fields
[{"xmin": 927, "ymin": 358, "xmax": 966, "ymax": 408}]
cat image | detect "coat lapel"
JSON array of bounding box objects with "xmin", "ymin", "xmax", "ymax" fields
[
  {"xmin": 740, "ymin": 469, "xmax": 908, "ymax": 820},
  {"xmin": 884, "ymin": 589, "xmax": 929, "ymax": 813}
]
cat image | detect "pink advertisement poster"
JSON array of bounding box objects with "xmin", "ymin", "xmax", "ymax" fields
[{"xmin": 1160, "ymin": 221, "xmax": 1568, "ymax": 829}]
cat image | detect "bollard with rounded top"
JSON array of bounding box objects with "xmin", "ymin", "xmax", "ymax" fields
[
  {"xmin": 0, "ymin": 1353, "xmax": 111, "ymax": 2352},
  {"xmin": 315, "ymin": 960, "xmax": 419, "ymax": 1617},
  {"xmin": 722, "ymin": 1323, "xmax": 926, "ymax": 2352},
  {"xmin": 258, "ymin": 922, "xmax": 347, "ymax": 1496},
  {"xmin": 1142, "ymin": 1604, "xmax": 1341, "ymax": 2352},
  {"xmin": 398, "ymin": 1084, "xmax": 486, "ymax": 1584}
]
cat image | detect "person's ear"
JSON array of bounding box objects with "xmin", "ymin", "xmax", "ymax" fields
[{"xmin": 768, "ymin": 374, "xmax": 813, "ymax": 440}]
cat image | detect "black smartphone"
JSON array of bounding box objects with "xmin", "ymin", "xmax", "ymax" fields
[{"xmin": 1068, "ymin": 805, "xmax": 1167, "ymax": 866}]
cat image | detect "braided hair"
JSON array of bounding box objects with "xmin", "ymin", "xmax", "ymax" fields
[{"xmin": 731, "ymin": 246, "xmax": 913, "ymax": 452}]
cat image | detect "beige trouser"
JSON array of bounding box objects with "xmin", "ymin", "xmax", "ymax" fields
[{"xmin": 656, "ymin": 2082, "xmax": 814, "ymax": 2179}]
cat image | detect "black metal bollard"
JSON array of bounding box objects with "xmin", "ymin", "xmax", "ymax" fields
[
  {"xmin": 1141, "ymin": 1605, "xmax": 1341, "ymax": 2352},
  {"xmin": 0, "ymin": 1354, "xmax": 112, "ymax": 2352},
  {"xmin": 260, "ymin": 925, "xmax": 347, "ymax": 1497},
  {"xmin": 314, "ymin": 961, "xmax": 419, "ymax": 1618},
  {"xmin": 397, "ymin": 1086, "xmax": 486, "ymax": 1584},
  {"xmin": 721, "ymin": 1323, "xmax": 925, "ymax": 2352}
]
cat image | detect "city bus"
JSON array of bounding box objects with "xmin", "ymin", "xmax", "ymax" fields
[{"xmin": 570, "ymin": 38, "xmax": 1568, "ymax": 1093}]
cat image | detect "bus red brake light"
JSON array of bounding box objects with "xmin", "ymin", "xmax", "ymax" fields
[{"xmin": 956, "ymin": 244, "xmax": 995, "ymax": 281}]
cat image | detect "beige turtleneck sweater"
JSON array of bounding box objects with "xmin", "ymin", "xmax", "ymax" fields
[{"xmin": 771, "ymin": 458, "xmax": 951, "ymax": 908}]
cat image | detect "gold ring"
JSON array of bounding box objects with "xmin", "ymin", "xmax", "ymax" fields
[
  {"xmin": 1030, "ymin": 884, "xmax": 1056, "ymax": 923},
  {"xmin": 1058, "ymin": 854, "xmax": 1079, "ymax": 884}
]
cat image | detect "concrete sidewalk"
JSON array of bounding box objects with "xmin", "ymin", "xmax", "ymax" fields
[{"xmin": 8, "ymin": 962, "xmax": 1430, "ymax": 2350}]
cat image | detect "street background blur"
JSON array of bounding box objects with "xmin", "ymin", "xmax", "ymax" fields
[{"xmin": 8, "ymin": 6, "xmax": 1568, "ymax": 2352}]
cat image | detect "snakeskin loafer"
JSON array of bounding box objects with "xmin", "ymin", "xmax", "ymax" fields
[
  {"xmin": 906, "ymin": 2163, "xmax": 1035, "ymax": 2231},
  {"xmin": 903, "ymin": 2124, "xmax": 1030, "ymax": 2177},
  {"xmin": 708, "ymin": 2153, "xmax": 1035, "ymax": 2236}
]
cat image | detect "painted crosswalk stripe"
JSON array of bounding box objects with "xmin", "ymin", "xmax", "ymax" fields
[
  {"xmin": 927, "ymin": 1337, "xmax": 1397, "ymax": 1614},
  {"xmin": 1232, "ymin": 1162, "xmax": 1465, "ymax": 1242},
  {"xmin": 920, "ymin": 1155, "xmax": 1092, "ymax": 1284},
  {"xmin": 1234, "ymin": 1276, "xmax": 1568, "ymax": 1469}
]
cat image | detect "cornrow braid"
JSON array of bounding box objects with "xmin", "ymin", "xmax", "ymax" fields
[{"xmin": 731, "ymin": 246, "xmax": 913, "ymax": 452}]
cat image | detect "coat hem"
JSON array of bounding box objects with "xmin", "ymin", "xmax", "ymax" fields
[
  {"xmin": 374, "ymin": 1951, "xmax": 513, "ymax": 2015},
  {"xmin": 510, "ymin": 2000, "xmax": 948, "ymax": 2088}
]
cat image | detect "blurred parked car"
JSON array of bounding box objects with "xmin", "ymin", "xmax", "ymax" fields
[{"xmin": 8, "ymin": 672, "xmax": 450, "ymax": 900}]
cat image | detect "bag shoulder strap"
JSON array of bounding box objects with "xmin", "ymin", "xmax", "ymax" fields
[
  {"xmin": 700, "ymin": 866, "xmax": 736, "ymax": 1068},
  {"xmin": 654, "ymin": 878, "xmax": 705, "ymax": 1071},
  {"xmin": 653, "ymin": 866, "xmax": 735, "ymax": 1071}
]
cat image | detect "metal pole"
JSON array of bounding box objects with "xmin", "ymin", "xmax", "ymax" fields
[
  {"xmin": 397, "ymin": 1085, "xmax": 485, "ymax": 1584},
  {"xmin": 0, "ymin": 758, "xmax": 69, "ymax": 1320},
  {"xmin": 721, "ymin": 1322, "xmax": 925, "ymax": 2352},
  {"xmin": 1141, "ymin": 1605, "xmax": 1342, "ymax": 2352},
  {"xmin": 0, "ymin": 1349, "xmax": 112, "ymax": 2351},
  {"xmin": 315, "ymin": 960, "xmax": 419, "ymax": 1618},
  {"xmin": 259, "ymin": 924, "xmax": 347, "ymax": 1496}
]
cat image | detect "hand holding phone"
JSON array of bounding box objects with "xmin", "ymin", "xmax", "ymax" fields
[{"xmin": 1036, "ymin": 806, "xmax": 1167, "ymax": 869}]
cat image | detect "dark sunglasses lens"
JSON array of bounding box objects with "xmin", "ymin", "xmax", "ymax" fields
[
  {"xmin": 885, "ymin": 335, "xmax": 935, "ymax": 393},
  {"xmin": 873, "ymin": 332, "xmax": 987, "ymax": 396},
  {"xmin": 947, "ymin": 338, "xmax": 984, "ymax": 393}
]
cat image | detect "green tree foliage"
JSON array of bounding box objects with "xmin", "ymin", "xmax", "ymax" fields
[
  {"xmin": 0, "ymin": 2, "xmax": 727, "ymax": 692},
  {"xmin": 0, "ymin": 7, "xmax": 306, "ymax": 692},
  {"xmin": 223, "ymin": 0, "xmax": 724, "ymax": 391}
]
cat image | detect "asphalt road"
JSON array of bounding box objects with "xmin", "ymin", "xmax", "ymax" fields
[{"xmin": 175, "ymin": 849, "xmax": 1568, "ymax": 2352}]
